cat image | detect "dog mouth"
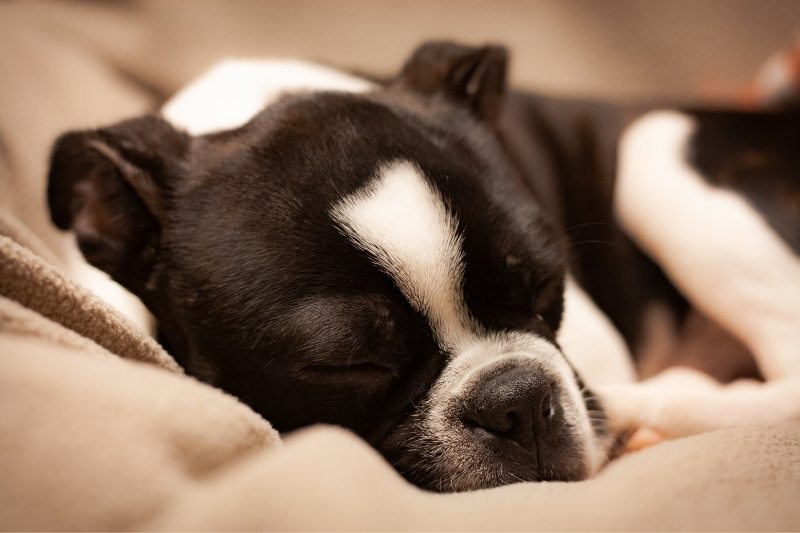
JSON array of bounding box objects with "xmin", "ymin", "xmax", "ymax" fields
[{"xmin": 381, "ymin": 408, "xmax": 591, "ymax": 492}]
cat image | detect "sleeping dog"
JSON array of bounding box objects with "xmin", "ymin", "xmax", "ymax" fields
[{"xmin": 46, "ymin": 42, "xmax": 800, "ymax": 492}]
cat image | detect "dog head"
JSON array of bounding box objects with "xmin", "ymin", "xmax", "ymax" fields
[{"xmin": 48, "ymin": 42, "xmax": 613, "ymax": 491}]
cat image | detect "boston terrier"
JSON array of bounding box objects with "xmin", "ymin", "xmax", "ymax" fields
[{"xmin": 46, "ymin": 41, "xmax": 800, "ymax": 492}]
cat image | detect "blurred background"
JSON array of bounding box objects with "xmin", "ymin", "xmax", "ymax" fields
[{"xmin": 3, "ymin": 0, "xmax": 800, "ymax": 103}]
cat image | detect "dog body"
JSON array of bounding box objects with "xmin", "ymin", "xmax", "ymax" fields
[{"xmin": 47, "ymin": 43, "xmax": 800, "ymax": 491}]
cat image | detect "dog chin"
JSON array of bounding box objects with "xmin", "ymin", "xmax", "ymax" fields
[
  {"xmin": 381, "ymin": 400, "xmax": 598, "ymax": 492},
  {"xmin": 384, "ymin": 423, "xmax": 594, "ymax": 492}
]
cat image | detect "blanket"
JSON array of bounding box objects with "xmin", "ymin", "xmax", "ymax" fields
[{"xmin": 1, "ymin": 1, "xmax": 798, "ymax": 530}]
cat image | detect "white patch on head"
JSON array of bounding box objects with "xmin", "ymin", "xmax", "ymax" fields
[
  {"xmin": 162, "ymin": 59, "xmax": 375, "ymax": 135},
  {"xmin": 332, "ymin": 159, "xmax": 604, "ymax": 476},
  {"xmin": 331, "ymin": 160, "xmax": 477, "ymax": 352},
  {"xmin": 617, "ymin": 111, "xmax": 800, "ymax": 380}
]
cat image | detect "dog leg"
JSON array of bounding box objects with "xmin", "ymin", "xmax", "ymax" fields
[
  {"xmin": 600, "ymin": 369, "xmax": 800, "ymax": 438},
  {"xmin": 600, "ymin": 110, "xmax": 800, "ymax": 438},
  {"xmin": 616, "ymin": 110, "xmax": 800, "ymax": 381}
]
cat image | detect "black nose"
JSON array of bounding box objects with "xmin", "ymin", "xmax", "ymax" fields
[{"xmin": 461, "ymin": 366, "xmax": 559, "ymax": 451}]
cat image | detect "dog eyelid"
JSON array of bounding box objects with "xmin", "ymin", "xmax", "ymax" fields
[{"xmin": 299, "ymin": 361, "xmax": 399, "ymax": 382}]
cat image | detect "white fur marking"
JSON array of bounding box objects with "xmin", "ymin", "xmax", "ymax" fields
[
  {"xmin": 162, "ymin": 59, "xmax": 375, "ymax": 135},
  {"xmin": 617, "ymin": 111, "xmax": 800, "ymax": 379},
  {"xmin": 66, "ymin": 247, "xmax": 154, "ymax": 333},
  {"xmin": 557, "ymin": 275, "xmax": 636, "ymax": 386},
  {"xmin": 332, "ymin": 160, "xmax": 476, "ymax": 351}
]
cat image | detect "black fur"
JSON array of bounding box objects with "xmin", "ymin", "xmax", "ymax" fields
[{"xmin": 688, "ymin": 109, "xmax": 800, "ymax": 253}]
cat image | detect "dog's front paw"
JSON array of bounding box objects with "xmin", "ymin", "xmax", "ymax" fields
[{"xmin": 597, "ymin": 368, "xmax": 800, "ymax": 440}]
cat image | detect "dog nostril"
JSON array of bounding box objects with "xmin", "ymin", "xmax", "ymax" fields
[
  {"xmin": 499, "ymin": 411, "xmax": 517, "ymax": 434},
  {"xmin": 540, "ymin": 390, "xmax": 553, "ymax": 420},
  {"xmin": 461, "ymin": 415, "xmax": 478, "ymax": 429},
  {"xmin": 461, "ymin": 369, "xmax": 561, "ymax": 451},
  {"xmin": 462, "ymin": 409, "xmax": 516, "ymax": 436}
]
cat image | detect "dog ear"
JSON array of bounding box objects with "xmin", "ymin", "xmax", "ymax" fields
[
  {"xmin": 396, "ymin": 41, "xmax": 509, "ymax": 122},
  {"xmin": 47, "ymin": 115, "xmax": 189, "ymax": 292}
]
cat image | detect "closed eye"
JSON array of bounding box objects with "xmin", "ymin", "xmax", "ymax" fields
[{"xmin": 301, "ymin": 362, "xmax": 398, "ymax": 380}]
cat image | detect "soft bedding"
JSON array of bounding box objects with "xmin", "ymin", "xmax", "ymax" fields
[{"xmin": 1, "ymin": 1, "xmax": 798, "ymax": 530}]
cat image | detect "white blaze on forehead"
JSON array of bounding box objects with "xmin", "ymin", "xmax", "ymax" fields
[
  {"xmin": 332, "ymin": 160, "xmax": 478, "ymax": 351},
  {"xmin": 162, "ymin": 59, "xmax": 375, "ymax": 135}
]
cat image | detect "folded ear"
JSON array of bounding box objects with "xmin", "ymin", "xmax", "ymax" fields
[
  {"xmin": 396, "ymin": 41, "xmax": 509, "ymax": 122},
  {"xmin": 47, "ymin": 116, "xmax": 189, "ymax": 292}
]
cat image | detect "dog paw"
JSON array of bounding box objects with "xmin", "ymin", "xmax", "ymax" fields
[{"xmin": 597, "ymin": 368, "xmax": 800, "ymax": 439}]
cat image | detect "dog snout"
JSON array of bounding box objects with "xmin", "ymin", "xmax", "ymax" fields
[{"xmin": 460, "ymin": 366, "xmax": 559, "ymax": 452}]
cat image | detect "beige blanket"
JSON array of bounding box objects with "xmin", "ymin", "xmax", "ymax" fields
[{"xmin": 1, "ymin": 2, "xmax": 798, "ymax": 530}]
